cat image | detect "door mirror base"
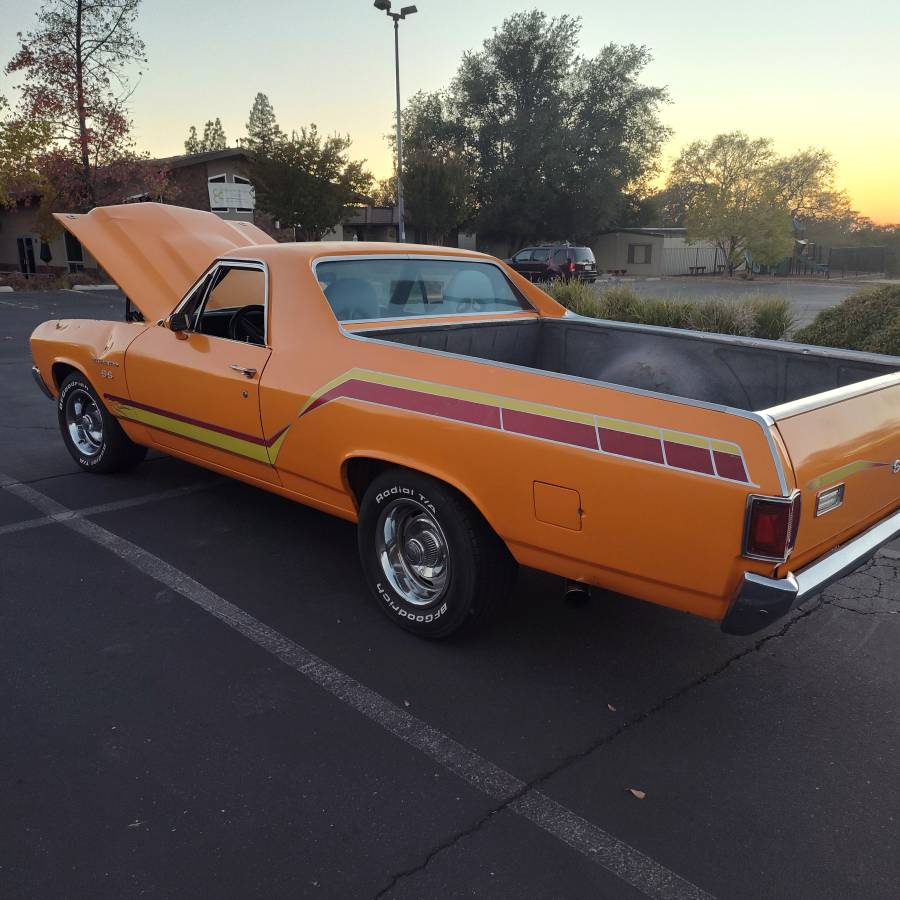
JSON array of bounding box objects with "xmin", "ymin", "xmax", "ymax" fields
[{"xmin": 168, "ymin": 311, "xmax": 191, "ymax": 333}]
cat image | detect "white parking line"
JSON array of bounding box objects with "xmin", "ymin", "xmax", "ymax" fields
[
  {"xmin": 0, "ymin": 480, "xmax": 219, "ymax": 537},
  {"xmin": 1, "ymin": 471, "xmax": 713, "ymax": 900}
]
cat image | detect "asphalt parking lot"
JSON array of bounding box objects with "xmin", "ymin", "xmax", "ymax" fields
[
  {"xmin": 2, "ymin": 289, "xmax": 899, "ymax": 900},
  {"xmin": 604, "ymin": 277, "xmax": 863, "ymax": 328}
]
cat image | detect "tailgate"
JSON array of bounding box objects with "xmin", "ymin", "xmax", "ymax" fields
[{"xmin": 775, "ymin": 380, "xmax": 900, "ymax": 563}]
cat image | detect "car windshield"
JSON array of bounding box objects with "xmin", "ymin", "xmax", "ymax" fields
[{"xmin": 316, "ymin": 258, "xmax": 530, "ymax": 322}]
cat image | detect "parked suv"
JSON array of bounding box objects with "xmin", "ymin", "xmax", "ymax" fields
[{"xmin": 506, "ymin": 243, "xmax": 597, "ymax": 282}]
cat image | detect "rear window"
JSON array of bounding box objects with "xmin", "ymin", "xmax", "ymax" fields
[
  {"xmin": 574, "ymin": 248, "xmax": 594, "ymax": 262},
  {"xmin": 316, "ymin": 258, "xmax": 530, "ymax": 322}
]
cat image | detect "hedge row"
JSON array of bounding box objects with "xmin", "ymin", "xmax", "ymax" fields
[{"xmin": 543, "ymin": 281, "xmax": 796, "ymax": 341}]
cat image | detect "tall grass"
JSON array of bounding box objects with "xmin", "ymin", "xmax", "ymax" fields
[{"xmin": 542, "ymin": 281, "xmax": 795, "ymax": 340}]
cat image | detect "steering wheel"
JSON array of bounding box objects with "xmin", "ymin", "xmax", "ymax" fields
[{"xmin": 228, "ymin": 305, "xmax": 265, "ymax": 344}]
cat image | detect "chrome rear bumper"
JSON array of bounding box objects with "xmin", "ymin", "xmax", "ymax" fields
[
  {"xmin": 31, "ymin": 365, "xmax": 55, "ymax": 400},
  {"xmin": 722, "ymin": 509, "xmax": 900, "ymax": 635}
]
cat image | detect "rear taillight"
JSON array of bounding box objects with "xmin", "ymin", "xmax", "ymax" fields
[
  {"xmin": 568, "ymin": 260, "xmax": 576, "ymax": 273},
  {"xmin": 743, "ymin": 493, "xmax": 801, "ymax": 562}
]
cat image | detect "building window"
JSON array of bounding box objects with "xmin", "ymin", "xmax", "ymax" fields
[
  {"xmin": 232, "ymin": 174, "xmax": 254, "ymax": 212},
  {"xmin": 627, "ymin": 243, "xmax": 652, "ymax": 265},
  {"xmin": 65, "ymin": 231, "xmax": 85, "ymax": 273},
  {"xmin": 208, "ymin": 174, "xmax": 229, "ymax": 212}
]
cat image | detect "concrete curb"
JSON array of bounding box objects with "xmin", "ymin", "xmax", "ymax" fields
[
  {"xmin": 0, "ymin": 286, "xmax": 13, "ymax": 292},
  {"xmin": 72, "ymin": 284, "xmax": 119, "ymax": 292}
]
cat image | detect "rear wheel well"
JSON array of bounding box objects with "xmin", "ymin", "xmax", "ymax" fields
[
  {"xmin": 344, "ymin": 457, "xmax": 392, "ymax": 510},
  {"xmin": 51, "ymin": 363, "xmax": 80, "ymax": 391},
  {"xmin": 343, "ymin": 457, "xmax": 503, "ymax": 545}
]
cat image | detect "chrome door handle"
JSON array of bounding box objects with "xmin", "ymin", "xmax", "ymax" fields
[{"xmin": 229, "ymin": 365, "xmax": 257, "ymax": 379}]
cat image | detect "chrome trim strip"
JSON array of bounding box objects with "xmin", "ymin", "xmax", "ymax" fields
[
  {"xmin": 31, "ymin": 365, "xmax": 54, "ymax": 400},
  {"xmin": 762, "ymin": 369, "xmax": 900, "ymax": 420},
  {"xmin": 341, "ymin": 318, "xmax": 792, "ymax": 496},
  {"xmin": 793, "ymin": 509, "xmax": 900, "ymax": 599},
  {"xmin": 172, "ymin": 257, "xmax": 270, "ymax": 347}
]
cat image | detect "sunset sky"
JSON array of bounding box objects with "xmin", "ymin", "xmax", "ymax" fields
[{"xmin": 2, "ymin": 0, "xmax": 898, "ymax": 223}]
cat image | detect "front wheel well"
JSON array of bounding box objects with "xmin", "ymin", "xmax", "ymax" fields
[{"xmin": 51, "ymin": 362, "xmax": 81, "ymax": 391}]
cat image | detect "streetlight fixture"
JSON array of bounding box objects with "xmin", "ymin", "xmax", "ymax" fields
[{"xmin": 373, "ymin": 0, "xmax": 418, "ymax": 243}]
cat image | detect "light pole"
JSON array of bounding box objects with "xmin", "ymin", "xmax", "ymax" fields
[{"xmin": 373, "ymin": 1, "xmax": 417, "ymax": 243}]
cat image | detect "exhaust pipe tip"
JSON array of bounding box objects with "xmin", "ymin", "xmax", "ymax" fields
[{"xmin": 563, "ymin": 582, "xmax": 591, "ymax": 606}]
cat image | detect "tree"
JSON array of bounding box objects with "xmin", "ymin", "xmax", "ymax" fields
[
  {"xmin": 244, "ymin": 92, "xmax": 282, "ymax": 154},
  {"xmin": 201, "ymin": 118, "xmax": 227, "ymax": 151},
  {"xmin": 184, "ymin": 125, "xmax": 200, "ymax": 154},
  {"xmin": 0, "ymin": 94, "xmax": 52, "ymax": 204},
  {"xmin": 769, "ymin": 147, "xmax": 853, "ymax": 222},
  {"xmin": 5, "ymin": 0, "xmax": 156, "ymax": 211},
  {"xmin": 450, "ymin": 10, "xmax": 668, "ymax": 250},
  {"xmin": 392, "ymin": 91, "xmax": 472, "ymax": 243},
  {"xmin": 252, "ymin": 125, "xmax": 373, "ymax": 240},
  {"xmin": 667, "ymin": 132, "xmax": 857, "ymax": 273},
  {"xmin": 668, "ymin": 133, "xmax": 791, "ymax": 272}
]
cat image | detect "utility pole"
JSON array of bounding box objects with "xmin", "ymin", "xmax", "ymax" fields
[{"xmin": 373, "ymin": 1, "xmax": 418, "ymax": 243}]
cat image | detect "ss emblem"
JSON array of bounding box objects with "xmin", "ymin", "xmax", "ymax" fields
[{"xmin": 892, "ymin": 459, "xmax": 900, "ymax": 474}]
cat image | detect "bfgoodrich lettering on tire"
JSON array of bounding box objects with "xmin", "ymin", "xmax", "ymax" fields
[
  {"xmin": 357, "ymin": 468, "xmax": 516, "ymax": 638},
  {"xmin": 57, "ymin": 373, "xmax": 147, "ymax": 474}
]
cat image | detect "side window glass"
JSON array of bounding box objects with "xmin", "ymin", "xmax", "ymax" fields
[
  {"xmin": 514, "ymin": 250, "xmax": 533, "ymax": 262},
  {"xmin": 532, "ymin": 249, "xmax": 550, "ymax": 262},
  {"xmin": 193, "ymin": 265, "xmax": 266, "ymax": 345}
]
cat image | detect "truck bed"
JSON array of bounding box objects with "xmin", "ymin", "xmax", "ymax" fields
[{"xmin": 361, "ymin": 317, "xmax": 899, "ymax": 412}]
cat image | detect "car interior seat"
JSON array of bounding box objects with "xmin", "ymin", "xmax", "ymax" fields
[{"xmin": 324, "ymin": 278, "xmax": 380, "ymax": 321}]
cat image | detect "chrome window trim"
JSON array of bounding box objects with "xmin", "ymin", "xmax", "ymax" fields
[
  {"xmin": 310, "ymin": 253, "xmax": 535, "ymax": 323},
  {"xmin": 339, "ymin": 317, "xmax": 792, "ymax": 496},
  {"xmin": 742, "ymin": 490, "xmax": 801, "ymax": 562},
  {"xmin": 172, "ymin": 257, "xmax": 270, "ymax": 348}
]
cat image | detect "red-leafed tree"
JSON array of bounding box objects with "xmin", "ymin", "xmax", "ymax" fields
[{"xmin": 5, "ymin": 0, "xmax": 167, "ymax": 213}]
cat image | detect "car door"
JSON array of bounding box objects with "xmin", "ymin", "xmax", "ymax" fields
[
  {"xmin": 119, "ymin": 259, "xmax": 280, "ymax": 484},
  {"xmin": 509, "ymin": 249, "xmax": 535, "ymax": 279},
  {"xmin": 529, "ymin": 247, "xmax": 551, "ymax": 280}
]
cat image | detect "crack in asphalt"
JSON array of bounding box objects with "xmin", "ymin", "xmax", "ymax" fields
[
  {"xmin": 821, "ymin": 599, "xmax": 899, "ymax": 617},
  {"xmin": 372, "ymin": 598, "xmax": 827, "ymax": 899}
]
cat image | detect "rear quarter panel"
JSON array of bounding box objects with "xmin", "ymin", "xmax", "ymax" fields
[{"xmin": 259, "ymin": 253, "xmax": 789, "ymax": 621}]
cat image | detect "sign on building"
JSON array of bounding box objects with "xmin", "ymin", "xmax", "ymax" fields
[{"xmin": 208, "ymin": 182, "xmax": 255, "ymax": 211}]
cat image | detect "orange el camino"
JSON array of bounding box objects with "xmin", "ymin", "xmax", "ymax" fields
[{"xmin": 29, "ymin": 203, "xmax": 900, "ymax": 638}]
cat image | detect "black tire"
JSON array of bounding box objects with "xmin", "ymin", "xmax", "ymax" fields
[
  {"xmin": 57, "ymin": 373, "xmax": 147, "ymax": 474},
  {"xmin": 357, "ymin": 469, "xmax": 516, "ymax": 638}
]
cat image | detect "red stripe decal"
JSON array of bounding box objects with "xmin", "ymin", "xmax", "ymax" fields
[
  {"xmin": 338, "ymin": 379, "xmax": 502, "ymax": 428},
  {"xmin": 104, "ymin": 394, "xmax": 286, "ymax": 448},
  {"xmin": 599, "ymin": 428, "xmax": 664, "ymax": 464},
  {"xmin": 712, "ymin": 451, "xmax": 749, "ymax": 483},
  {"xmin": 664, "ymin": 441, "xmax": 715, "ymax": 476},
  {"xmin": 503, "ymin": 409, "xmax": 599, "ymax": 450}
]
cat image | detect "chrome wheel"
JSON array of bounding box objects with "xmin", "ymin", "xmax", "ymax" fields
[
  {"xmin": 375, "ymin": 498, "xmax": 450, "ymax": 606},
  {"xmin": 64, "ymin": 388, "xmax": 104, "ymax": 457}
]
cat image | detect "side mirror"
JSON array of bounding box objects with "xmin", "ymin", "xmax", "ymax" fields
[{"xmin": 168, "ymin": 311, "xmax": 191, "ymax": 332}]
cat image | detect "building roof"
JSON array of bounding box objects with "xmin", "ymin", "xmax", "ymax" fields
[{"xmin": 148, "ymin": 147, "xmax": 253, "ymax": 170}]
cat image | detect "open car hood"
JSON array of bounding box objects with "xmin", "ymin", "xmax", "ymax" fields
[{"xmin": 55, "ymin": 203, "xmax": 276, "ymax": 322}]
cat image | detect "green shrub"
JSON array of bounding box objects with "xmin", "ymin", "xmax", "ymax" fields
[
  {"xmin": 542, "ymin": 281, "xmax": 794, "ymax": 340},
  {"xmin": 793, "ymin": 285, "xmax": 900, "ymax": 356},
  {"xmin": 749, "ymin": 297, "xmax": 796, "ymax": 340}
]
